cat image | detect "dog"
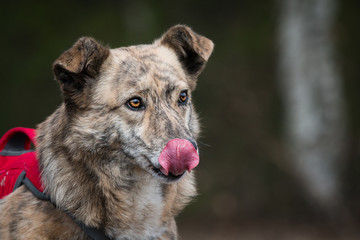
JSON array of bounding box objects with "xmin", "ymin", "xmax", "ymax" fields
[{"xmin": 0, "ymin": 25, "xmax": 213, "ymax": 239}]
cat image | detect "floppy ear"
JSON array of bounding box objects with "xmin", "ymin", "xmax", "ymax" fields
[
  {"xmin": 53, "ymin": 37, "xmax": 109, "ymax": 106},
  {"xmin": 160, "ymin": 25, "xmax": 214, "ymax": 77}
]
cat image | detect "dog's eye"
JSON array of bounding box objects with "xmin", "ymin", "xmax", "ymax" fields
[
  {"xmin": 127, "ymin": 97, "xmax": 144, "ymax": 110},
  {"xmin": 178, "ymin": 91, "xmax": 188, "ymax": 105}
]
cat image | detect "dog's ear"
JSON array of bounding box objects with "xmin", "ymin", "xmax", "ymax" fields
[
  {"xmin": 160, "ymin": 25, "xmax": 214, "ymax": 78},
  {"xmin": 53, "ymin": 37, "xmax": 109, "ymax": 106}
]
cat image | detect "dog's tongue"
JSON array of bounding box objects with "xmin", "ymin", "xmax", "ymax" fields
[{"xmin": 158, "ymin": 139, "xmax": 199, "ymax": 176}]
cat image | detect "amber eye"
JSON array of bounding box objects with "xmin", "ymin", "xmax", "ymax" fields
[
  {"xmin": 127, "ymin": 97, "xmax": 144, "ymax": 110},
  {"xmin": 178, "ymin": 91, "xmax": 188, "ymax": 104}
]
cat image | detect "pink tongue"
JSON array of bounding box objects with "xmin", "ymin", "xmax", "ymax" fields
[{"xmin": 158, "ymin": 139, "xmax": 199, "ymax": 176}]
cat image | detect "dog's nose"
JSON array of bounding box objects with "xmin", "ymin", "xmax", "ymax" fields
[
  {"xmin": 187, "ymin": 139, "xmax": 198, "ymax": 150},
  {"xmin": 159, "ymin": 139, "xmax": 200, "ymax": 176}
]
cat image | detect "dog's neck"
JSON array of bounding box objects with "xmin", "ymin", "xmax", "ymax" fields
[{"xmin": 36, "ymin": 105, "xmax": 196, "ymax": 238}]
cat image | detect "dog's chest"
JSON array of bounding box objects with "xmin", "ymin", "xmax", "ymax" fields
[
  {"xmin": 133, "ymin": 177, "xmax": 163, "ymax": 215},
  {"xmin": 114, "ymin": 178, "xmax": 168, "ymax": 239}
]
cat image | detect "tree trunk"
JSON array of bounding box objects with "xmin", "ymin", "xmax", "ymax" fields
[{"xmin": 278, "ymin": 0, "xmax": 346, "ymax": 212}]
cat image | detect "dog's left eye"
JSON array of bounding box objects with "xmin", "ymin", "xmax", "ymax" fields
[
  {"xmin": 127, "ymin": 97, "xmax": 144, "ymax": 111},
  {"xmin": 178, "ymin": 91, "xmax": 188, "ymax": 105}
]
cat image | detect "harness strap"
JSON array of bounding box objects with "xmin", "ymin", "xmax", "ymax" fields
[
  {"xmin": 13, "ymin": 171, "xmax": 112, "ymax": 240},
  {"xmin": 14, "ymin": 171, "xmax": 50, "ymax": 201},
  {"xmin": 66, "ymin": 213, "xmax": 112, "ymax": 240},
  {"xmin": 1, "ymin": 127, "xmax": 112, "ymax": 240}
]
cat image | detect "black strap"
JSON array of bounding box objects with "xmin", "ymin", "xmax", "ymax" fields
[
  {"xmin": 0, "ymin": 149, "xmax": 33, "ymax": 156},
  {"xmin": 0, "ymin": 133, "xmax": 33, "ymax": 156},
  {"xmin": 66, "ymin": 213, "xmax": 112, "ymax": 240},
  {"xmin": 13, "ymin": 171, "xmax": 112, "ymax": 240},
  {"xmin": 13, "ymin": 170, "xmax": 26, "ymax": 191},
  {"xmin": 22, "ymin": 176, "xmax": 51, "ymax": 201},
  {"xmin": 3, "ymin": 132, "xmax": 30, "ymax": 151},
  {"xmin": 12, "ymin": 171, "xmax": 50, "ymax": 201}
]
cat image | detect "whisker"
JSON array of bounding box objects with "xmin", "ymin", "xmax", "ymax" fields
[{"xmin": 198, "ymin": 141, "xmax": 211, "ymax": 148}]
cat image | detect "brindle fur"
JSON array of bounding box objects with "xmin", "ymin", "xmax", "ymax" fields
[{"xmin": 0, "ymin": 25, "xmax": 213, "ymax": 240}]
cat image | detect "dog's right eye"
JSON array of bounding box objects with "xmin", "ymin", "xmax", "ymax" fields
[{"xmin": 127, "ymin": 97, "xmax": 144, "ymax": 111}]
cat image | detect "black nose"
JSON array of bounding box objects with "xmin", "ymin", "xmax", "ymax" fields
[{"xmin": 188, "ymin": 139, "xmax": 198, "ymax": 150}]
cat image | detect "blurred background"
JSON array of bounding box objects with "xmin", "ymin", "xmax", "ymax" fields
[{"xmin": 1, "ymin": 0, "xmax": 360, "ymax": 239}]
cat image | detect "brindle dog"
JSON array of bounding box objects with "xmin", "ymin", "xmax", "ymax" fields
[{"xmin": 0, "ymin": 25, "xmax": 213, "ymax": 240}]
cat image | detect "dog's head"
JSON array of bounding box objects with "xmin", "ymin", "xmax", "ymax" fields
[{"xmin": 52, "ymin": 25, "xmax": 213, "ymax": 182}]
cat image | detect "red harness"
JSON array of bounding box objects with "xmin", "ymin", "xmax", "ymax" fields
[
  {"xmin": 0, "ymin": 127, "xmax": 48, "ymax": 200},
  {"xmin": 0, "ymin": 127, "xmax": 111, "ymax": 240}
]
